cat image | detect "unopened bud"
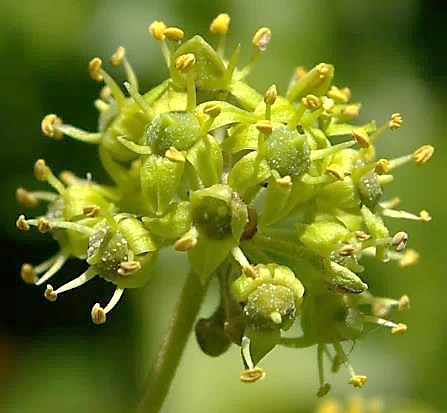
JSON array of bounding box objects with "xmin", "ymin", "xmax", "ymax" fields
[{"xmin": 264, "ymin": 84, "xmax": 278, "ymax": 106}]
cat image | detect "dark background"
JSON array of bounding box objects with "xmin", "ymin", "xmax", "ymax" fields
[{"xmin": 0, "ymin": 0, "xmax": 445, "ymax": 412}]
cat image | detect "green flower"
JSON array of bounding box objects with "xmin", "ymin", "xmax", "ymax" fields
[{"xmin": 17, "ymin": 12, "xmax": 434, "ymax": 396}]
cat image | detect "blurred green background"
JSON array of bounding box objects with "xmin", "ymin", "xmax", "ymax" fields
[{"xmin": 1, "ymin": 0, "xmax": 445, "ymax": 412}]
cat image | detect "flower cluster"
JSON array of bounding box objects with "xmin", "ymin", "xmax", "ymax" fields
[{"xmin": 16, "ymin": 13, "xmax": 433, "ymax": 395}]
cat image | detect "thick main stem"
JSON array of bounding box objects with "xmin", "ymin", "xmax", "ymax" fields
[{"xmin": 137, "ymin": 269, "xmax": 207, "ymax": 413}]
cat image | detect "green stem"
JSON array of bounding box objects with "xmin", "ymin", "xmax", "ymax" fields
[{"xmin": 137, "ymin": 269, "xmax": 207, "ymax": 413}]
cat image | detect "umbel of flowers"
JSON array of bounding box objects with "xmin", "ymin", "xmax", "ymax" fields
[{"xmin": 16, "ymin": 13, "xmax": 433, "ymax": 396}]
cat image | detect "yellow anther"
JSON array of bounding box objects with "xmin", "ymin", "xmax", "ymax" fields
[
  {"xmin": 392, "ymin": 231, "xmax": 408, "ymax": 251},
  {"xmin": 118, "ymin": 260, "xmax": 142, "ymax": 276},
  {"xmin": 338, "ymin": 244, "xmax": 356, "ymax": 256},
  {"xmin": 375, "ymin": 158, "xmax": 390, "ymax": 175},
  {"xmin": 294, "ymin": 66, "xmax": 306, "ymax": 79},
  {"xmin": 91, "ymin": 303, "xmax": 106, "ymax": 324},
  {"xmin": 355, "ymin": 230, "xmax": 370, "ymax": 241},
  {"xmin": 34, "ymin": 159, "xmax": 50, "ymax": 182},
  {"xmin": 16, "ymin": 215, "xmax": 30, "ymax": 232},
  {"xmin": 44, "ymin": 284, "xmax": 57, "ymax": 302},
  {"xmin": 342, "ymin": 105, "xmax": 360, "ymax": 117},
  {"xmin": 20, "ymin": 263, "xmax": 38, "ymax": 284},
  {"xmin": 16, "ymin": 187, "xmax": 39, "ymax": 208},
  {"xmin": 389, "ymin": 112, "xmax": 403, "ymax": 130},
  {"xmin": 398, "ymin": 295, "xmax": 410, "ymax": 312},
  {"xmin": 326, "ymin": 164, "xmax": 345, "ymax": 180},
  {"xmin": 302, "ymin": 94, "xmax": 321, "ymax": 109},
  {"xmin": 391, "ymin": 323, "xmax": 408, "ymax": 335},
  {"xmin": 83, "ymin": 205, "xmax": 100, "ymax": 217},
  {"xmin": 264, "ymin": 84, "xmax": 278, "ymax": 106},
  {"xmin": 164, "ymin": 27, "xmax": 184, "ymax": 42},
  {"xmin": 276, "ymin": 175, "xmax": 292, "ymax": 187},
  {"xmin": 165, "ymin": 147, "xmax": 186, "ymax": 163},
  {"xmin": 341, "ymin": 87, "xmax": 352, "ymax": 101},
  {"xmin": 411, "ymin": 145, "xmax": 434, "ymax": 165},
  {"xmin": 240, "ymin": 367, "xmax": 266, "ymax": 383},
  {"xmin": 270, "ymin": 311, "xmax": 282, "ymax": 325},
  {"xmin": 99, "ymin": 85, "xmax": 112, "ymax": 101},
  {"xmin": 149, "ymin": 20, "xmax": 167, "ymax": 40},
  {"xmin": 328, "ymin": 85, "xmax": 349, "ymax": 103},
  {"xmin": 203, "ymin": 102, "xmax": 222, "ymax": 118},
  {"xmin": 352, "ymin": 128, "xmax": 370, "ymax": 148},
  {"xmin": 322, "ymin": 96, "xmax": 335, "ymax": 113},
  {"xmin": 398, "ymin": 249, "xmax": 419, "ymax": 267},
  {"xmin": 59, "ymin": 170, "xmax": 77, "ymax": 185},
  {"xmin": 252, "ymin": 27, "xmax": 271, "ymax": 51},
  {"xmin": 88, "ymin": 57, "xmax": 103, "ymax": 82},
  {"xmin": 41, "ymin": 114, "xmax": 63, "ymax": 139},
  {"xmin": 175, "ymin": 53, "xmax": 196, "ymax": 72},
  {"xmin": 209, "ymin": 13, "xmax": 230, "ymax": 35},
  {"xmin": 349, "ymin": 374, "xmax": 368, "ymax": 388},
  {"xmin": 37, "ymin": 217, "xmax": 51, "ymax": 233},
  {"xmin": 110, "ymin": 46, "xmax": 125, "ymax": 66},
  {"xmin": 255, "ymin": 119, "xmax": 273, "ymax": 135},
  {"xmin": 419, "ymin": 210, "xmax": 431, "ymax": 222},
  {"xmin": 174, "ymin": 234, "xmax": 198, "ymax": 252}
]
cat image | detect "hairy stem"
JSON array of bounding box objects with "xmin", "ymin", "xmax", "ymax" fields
[{"xmin": 137, "ymin": 269, "xmax": 207, "ymax": 413}]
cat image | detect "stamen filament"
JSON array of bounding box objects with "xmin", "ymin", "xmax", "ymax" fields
[
  {"xmin": 54, "ymin": 267, "xmax": 97, "ymax": 295},
  {"xmin": 104, "ymin": 287, "xmax": 125, "ymax": 313},
  {"xmin": 35, "ymin": 253, "xmax": 68, "ymax": 286}
]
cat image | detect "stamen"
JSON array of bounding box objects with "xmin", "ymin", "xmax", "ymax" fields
[
  {"xmin": 165, "ymin": 147, "xmax": 186, "ymax": 163},
  {"xmin": 33, "ymin": 159, "xmax": 65, "ymax": 194},
  {"xmin": 389, "ymin": 112, "xmax": 403, "ymax": 130},
  {"xmin": 175, "ymin": 54, "xmax": 196, "ymax": 111},
  {"xmin": 338, "ymin": 244, "xmax": 356, "ymax": 256},
  {"xmin": 325, "ymin": 164, "xmax": 345, "ymax": 181},
  {"xmin": 123, "ymin": 81, "xmax": 154, "ymax": 118},
  {"xmin": 255, "ymin": 119, "xmax": 273, "ymax": 136},
  {"xmin": 53, "ymin": 267, "xmax": 97, "ymax": 296},
  {"xmin": 328, "ymin": 85, "xmax": 350, "ymax": 103},
  {"xmin": 210, "ymin": 13, "xmax": 230, "ymax": 56},
  {"xmin": 116, "ymin": 136, "xmax": 152, "ymax": 155},
  {"xmin": 399, "ymin": 295, "xmax": 410, "ymax": 311},
  {"xmin": 391, "ymin": 231, "xmax": 408, "ymax": 251},
  {"xmin": 363, "ymin": 315, "xmax": 408, "ymax": 335},
  {"xmin": 355, "ymin": 231, "xmax": 370, "ymax": 241},
  {"xmin": 25, "ymin": 218, "xmax": 93, "ymax": 236},
  {"xmin": 20, "ymin": 263, "xmax": 38, "ymax": 284},
  {"xmin": 16, "ymin": 187, "xmax": 39, "ymax": 208},
  {"xmin": 311, "ymin": 140, "xmax": 355, "ymax": 160},
  {"xmin": 83, "ymin": 205, "xmax": 101, "ymax": 217},
  {"xmin": 164, "ymin": 27, "xmax": 184, "ymax": 42},
  {"xmin": 382, "ymin": 208, "xmax": 431, "ymax": 222},
  {"xmin": 412, "ymin": 145, "xmax": 435, "ymax": 164},
  {"xmin": 16, "ymin": 215, "xmax": 30, "ymax": 231},
  {"xmin": 398, "ymin": 249, "xmax": 419, "ymax": 267},
  {"xmin": 375, "ymin": 158, "xmax": 390, "ymax": 175},
  {"xmin": 264, "ymin": 84, "xmax": 277, "ymax": 120},
  {"xmin": 349, "ymin": 375, "xmax": 368, "ymax": 388},
  {"xmin": 231, "ymin": 247, "xmax": 257, "ymax": 278},
  {"xmin": 35, "ymin": 253, "xmax": 68, "ymax": 286},
  {"xmin": 148, "ymin": 21, "xmax": 167, "ymax": 40},
  {"xmin": 379, "ymin": 197, "xmax": 400, "ymax": 209},
  {"xmin": 91, "ymin": 287, "xmax": 125, "ymax": 325},
  {"xmin": 252, "ymin": 27, "xmax": 271, "ymax": 51},
  {"xmin": 44, "ymin": 284, "xmax": 57, "ymax": 302},
  {"xmin": 110, "ymin": 46, "xmax": 125, "ymax": 66},
  {"xmin": 240, "ymin": 367, "xmax": 266, "ymax": 383},
  {"xmin": 37, "ymin": 217, "xmax": 51, "ymax": 233},
  {"xmin": 117, "ymin": 260, "xmax": 141, "ymax": 275},
  {"xmin": 241, "ymin": 335, "xmax": 254, "ymax": 369},
  {"xmin": 316, "ymin": 344, "xmax": 331, "ymax": 397},
  {"xmin": 41, "ymin": 114, "xmax": 63, "ymax": 139},
  {"xmin": 302, "ymin": 94, "xmax": 321, "ymax": 110},
  {"xmin": 351, "ymin": 128, "xmax": 370, "ymax": 148},
  {"xmin": 175, "ymin": 228, "xmax": 199, "ymax": 251},
  {"xmin": 100, "ymin": 86, "xmax": 112, "ymax": 102},
  {"xmin": 276, "ymin": 175, "xmax": 292, "ymax": 187},
  {"xmin": 238, "ymin": 27, "xmax": 272, "ymax": 79},
  {"xmin": 88, "ymin": 57, "xmax": 126, "ymax": 107},
  {"xmin": 333, "ymin": 342, "xmax": 367, "ymax": 388}
]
